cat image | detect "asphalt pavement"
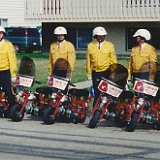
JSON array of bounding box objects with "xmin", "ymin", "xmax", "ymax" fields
[{"xmin": 0, "ymin": 116, "xmax": 160, "ymax": 160}]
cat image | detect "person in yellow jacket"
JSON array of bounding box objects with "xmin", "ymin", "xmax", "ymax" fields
[
  {"xmin": 86, "ymin": 26, "xmax": 117, "ymax": 105},
  {"xmin": 0, "ymin": 25, "xmax": 17, "ymax": 113},
  {"xmin": 48, "ymin": 26, "xmax": 76, "ymax": 79},
  {"xmin": 128, "ymin": 29, "xmax": 157, "ymax": 81}
]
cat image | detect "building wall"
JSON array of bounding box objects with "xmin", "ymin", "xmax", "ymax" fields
[
  {"xmin": 108, "ymin": 22, "xmax": 160, "ymax": 55},
  {"xmin": 42, "ymin": 22, "xmax": 160, "ymax": 55},
  {"xmin": 0, "ymin": 0, "xmax": 40, "ymax": 27}
]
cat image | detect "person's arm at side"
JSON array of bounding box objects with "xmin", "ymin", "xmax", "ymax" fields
[
  {"xmin": 150, "ymin": 46, "xmax": 157, "ymax": 62},
  {"xmin": 128, "ymin": 54, "xmax": 132, "ymax": 80},
  {"xmin": 149, "ymin": 46, "xmax": 158, "ymax": 81},
  {"xmin": 8, "ymin": 42, "xmax": 17, "ymax": 78},
  {"xmin": 48, "ymin": 45, "xmax": 54, "ymax": 77},
  {"xmin": 86, "ymin": 45, "xmax": 92, "ymax": 80},
  {"xmin": 67, "ymin": 43, "xmax": 76, "ymax": 73},
  {"xmin": 110, "ymin": 44, "xmax": 117, "ymax": 64}
]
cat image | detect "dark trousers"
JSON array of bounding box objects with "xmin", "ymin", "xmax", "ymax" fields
[
  {"xmin": 132, "ymin": 72, "xmax": 150, "ymax": 81},
  {"xmin": 92, "ymin": 70, "xmax": 110, "ymax": 107},
  {"xmin": 0, "ymin": 70, "xmax": 16, "ymax": 108}
]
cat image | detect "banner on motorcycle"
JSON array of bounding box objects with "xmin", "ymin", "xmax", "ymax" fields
[
  {"xmin": 133, "ymin": 80, "xmax": 158, "ymax": 97},
  {"xmin": 17, "ymin": 75, "xmax": 34, "ymax": 88},
  {"xmin": 98, "ymin": 80, "xmax": 123, "ymax": 98},
  {"xmin": 49, "ymin": 76, "xmax": 69, "ymax": 90}
]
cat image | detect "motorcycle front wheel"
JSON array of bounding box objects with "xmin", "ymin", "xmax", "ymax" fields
[
  {"xmin": 88, "ymin": 110, "xmax": 101, "ymax": 128},
  {"xmin": 10, "ymin": 104, "xmax": 24, "ymax": 122},
  {"xmin": 153, "ymin": 122, "xmax": 160, "ymax": 130},
  {"xmin": 126, "ymin": 112, "xmax": 138, "ymax": 132},
  {"xmin": 43, "ymin": 106, "xmax": 55, "ymax": 124}
]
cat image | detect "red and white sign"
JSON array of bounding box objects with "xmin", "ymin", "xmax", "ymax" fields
[
  {"xmin": 133, "ymin": 80, "xmax": 158, "ymax": 97},
  {"xmin": 98, "ymin": 80, "xmax": 123, "ymax": 98},
  {"xmin": 18, "ymin": 76, "xmax": 34, "ymax": 87},
  {"xmin": 49, "ymin": 77, "xmax": 68, "ymax": 90}
]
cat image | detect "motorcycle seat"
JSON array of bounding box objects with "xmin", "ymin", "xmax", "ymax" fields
[
  {"xmin": 68, "ymin": 88, "xmax": 89, "ymax": 98},
  {"xmin": 36, "ymin": 86, "xmax": 58, "ymax": 94},
  {"xmin": 119, "ymin": 90, "xmax": 134, "ymax": 100}
]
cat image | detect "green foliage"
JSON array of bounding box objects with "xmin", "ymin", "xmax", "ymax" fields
[
  {"xmin": 17, "ymin": 52, "xmax": 49, "ymax": 60},
  {"xmin": 18, "ymin": 53, "xmax": 158, "ymax": 91}
]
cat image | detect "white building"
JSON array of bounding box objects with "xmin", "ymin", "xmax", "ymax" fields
[
  {"xmin": 1, "ymin": 0, "xmax": 160, "ymax": 54},
  {"xmin": 0, "ymin": 0, "xmax": 40, "ymax": 27}
]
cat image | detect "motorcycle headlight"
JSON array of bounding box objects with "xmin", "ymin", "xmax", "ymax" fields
[
  {"xmin": 101, "ymin": 97, "xmax": 108, "ymax": 104},
  {"xmin": 138, "ymin": 98, "xmax": 144, "ymax": 106},
  {"xmin": 51, "ymin": 93, "xmax": 57, "ymax": 99}
]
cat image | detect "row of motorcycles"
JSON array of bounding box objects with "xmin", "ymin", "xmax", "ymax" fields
[
  {"xmin": 89, "ymin": 61, "xmax": 160, "ymax": 132},
  {"xmin": 0, "ymin": 56, "xmax": 160, "ymax": 132},
  {"xmin": 0, "ymin": 57, "xmax": 92, "ymax": 125}
]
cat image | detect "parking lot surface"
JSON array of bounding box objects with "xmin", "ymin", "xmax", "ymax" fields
[{"xmin": 0, "ymin": 116, "xmax": 160, "ymax": 160}]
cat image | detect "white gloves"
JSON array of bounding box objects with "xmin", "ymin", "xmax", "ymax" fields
[
  {"xmin": 87, "ymin": 76, "xmax": 91, "ymax": 80},
  {"xmin": 47, "ymin": 76, "xmax": 51, "ymax": 81},
  {"xmin": 11, "ymin": 77, "xmax": 16, "ymax": 83},
  {"xmin": 127, "ymin": 79, "xmax": 132, "ymax": 86}
]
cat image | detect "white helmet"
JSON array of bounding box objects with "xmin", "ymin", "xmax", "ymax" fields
[
  {"xmin": 93, "ymin": 27, "xmax": 107, "ymax": 36},
  {"xmin": 54, "ymin": 26, "xmax": 67, "ymax": 35},
  {"xmin": 0, "ymin": 26, "xmax": 6, "ymax": 33},
  {"xmin": 133, "ymin": 29, "xmax": 151, "ymax": 41}
]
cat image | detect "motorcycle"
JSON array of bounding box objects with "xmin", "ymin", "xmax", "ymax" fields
[
  {"xmin": 0, "ymin": 86, "xmax": 10, "ymax": 117},
  {"xmin": 43, "ymin": 58, "xmax": 92, "ymax": 124},
  {"xmin": 10, "ymin": 56, "xmax": 37, "ymax": 122},
  {"xmin": 126, "ymin": 61, "xmax": 160, "ymax": 132},
  {"xmin": 66, "ymin": 88, "xmax": 92, "ymax": 124},
  {"xmin": 29, "ymin": 86, "xmax": 57, "ymax": 117},
  {"xmin": 88, "ymin": 63, "xmax": 134, "ymax": 128}
]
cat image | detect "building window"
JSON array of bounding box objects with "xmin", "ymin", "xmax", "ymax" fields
[
  {"xmin": 76, "ymin": 28, "xmax": 92, "ymax": 49},
  {"xmin": 0, "ymin": 19, "xmax": 8, "ymax": 27},
  {"xmin": 126, "ymin": 27, "xmax": 160, "ymax": 51}
]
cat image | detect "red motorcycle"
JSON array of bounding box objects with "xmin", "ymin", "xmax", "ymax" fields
[
  {"xmin": 10, "ymin": 56, "xmax": 37, "ymax": 122},
  {"xmin": 43, "ymin": 58, "xmax": 92, "ymax": 124},
  {"xmin": 66, "ymin": 88, "xmax": 92, "ymax": 123},
  {"xmin": 29, "ymin": 86, "xmax": 57, "ymax": 117},
  {"xmin": 88, "ymin": 63, "xmax": 134, "ymax": 128},
  {"xmin": 0, "ymin": 86, "xmax": 10, "ymax": 117},
  {"xmin": 126, "ymin": 61, "xmax": 160, "ymax": 132},
  {"xmin": 43, "ymin": 75, "xmax": 92, "ymax": 124}
]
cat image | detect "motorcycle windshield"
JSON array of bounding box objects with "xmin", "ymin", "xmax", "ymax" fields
[
  {"xmin": 18, "ymin": 56, "xmax": 35, "ymax": 77},
  {"xmin": 52, "ymin": 58, "xmax": 71, "ymax": 79},
  {"xmin": 105, "ymin": 63, "xmax": 128, "ymax": 89},
  {"xmin": 17, "ymin": 56, "xmax": 35, "ymax": 87},
  {"xmin": 136, "ymin": 61, "xmax": 159, "ymax": 83}
]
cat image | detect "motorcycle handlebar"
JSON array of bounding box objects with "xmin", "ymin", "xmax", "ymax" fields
[
  {"xmin": 70, "ymin": 83, "xmax": 76, "ymax": 87},
  {"xmin": 35, "ymin": 80, "xmax": 41, "ymax": 84}
]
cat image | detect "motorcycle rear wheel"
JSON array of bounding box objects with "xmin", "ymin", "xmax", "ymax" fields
[
  {"xmin": 88, "ymin": 110, "xmax": 101, "ymax": 128},
  {"xmin": 10, "ymin": 104, "xmax": 24, "ymax": 122},
  {"xmin": 115, "ymin": 116, "xmax": 127, "ymax": 127},
  {"xmin": 126, "ymin": 112, "xmax": 138, "ymax": 132},
  {"xmin": 43, "ymin": 106, "xmax": 55, "ymax": 124},
  {"xmin": 73, "ymin": 116, "xmax": 86, "ymax": 124}
]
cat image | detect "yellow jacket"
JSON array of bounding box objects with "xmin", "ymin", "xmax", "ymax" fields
[
  {"xmin": 128, "ymin": 43, "xmax": 157, "ymax": 79},
  {"xmin": 86, "ymin": 40, "xmax": 117, "ymax": 77},
  {"xmin": 0, "ymin": 39, "xmax": 17, "ymax": 78},
  {"xmin": 48, "ymin": 40, "xmax": 76, "ymax": 76}
]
